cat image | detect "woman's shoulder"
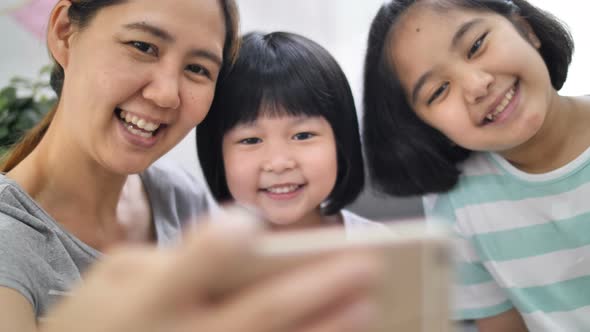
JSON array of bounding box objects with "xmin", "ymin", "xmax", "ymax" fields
[
  {"xmin": 142, "ymin": 159, "xmax": 211, "ymax": 198},
  {"xmin": 141, "ymin": 159, "xmax": 215, "ymax": 221},
  {"xmin": 142, "ymin": 159, "xmax": 202, "ymax": 186},
  {"xmin": 0, "ymin": 175, "xmax": 49, "ymax": 231}
]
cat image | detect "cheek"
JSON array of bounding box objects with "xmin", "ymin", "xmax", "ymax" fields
[
  {"xmin": 182, "ymin": 86, "xmax": 216, "ymax": 126},
  {"xmin": 223, "ymin": 150, "xmax": 257, "ymax": 199},
  {"xmin": 82, "ymin": 51, "xmax": 139, "ymax": 102},
  {"xmin": 306, "ymin": 144, "xmax": 338, "ymax": 191},
  {"xmin": 517, "ymin": 106, "xmax": 545, "ymax": 139}
]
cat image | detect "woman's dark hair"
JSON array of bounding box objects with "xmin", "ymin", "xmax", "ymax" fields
[
  {"xmin": 362, "ymin": 0, "xmax": 574, "ymax": 196},
  {"xmin": 197, "ymin": 31, "xmax": 364, "ymax": 215},
  {"xmin": 1, "ymin": 0, "xmax": 240, "ymax": 172}
]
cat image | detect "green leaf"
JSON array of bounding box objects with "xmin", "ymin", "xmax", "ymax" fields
[
  {"xmin": 15, "ymin": 114, "xmax": 38, "ymax": 131},
  {"xmin": 0, "ymin": 98, "xmax": 8, "ymax": 112},
  {"xmin": 35, "ymin": 103, "xmax": 53, "ymax": 117},
  {"xmin": 0, "ymin": 67, "xmax": 55, "ymax": 146},
  {"xmin": 0, "ymin": 127, "xmax": 8, "ymax": 140},
  {"xmin": 9, "ymin": 77, "xmax": 32, "ymax": 90},
  {"xmin": 1, "ymin": 112, "xmax": 18, "ymax": 126},
  {"xmin": 12, "ymin": 97, "xmax": 33, "ymax": 109},
  {"xmin": 0, "ymin": 87, "xmax": 17, "ymax": 101},
  {"xmin": 39, "ymin": 64, "xmax": 53, "ymax": 76}
]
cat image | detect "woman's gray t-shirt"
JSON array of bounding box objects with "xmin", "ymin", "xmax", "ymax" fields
[{"xmin": 0, "ymin": 160, "xmax": 211, "ymax": 318}]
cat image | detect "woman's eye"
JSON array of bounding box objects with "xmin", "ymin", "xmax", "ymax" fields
[
  {"xmin": 468, "ymin": 32, "xmax": 488, "ymax": 59},
  {"xmin": 427, "ymin": 82, "xmax": 449, "ymax": 105},
  {"xmin": 292, "ymin": 132, "xmax": 315, "ymax": 141},
  {"xmin": 186, "ymin": 64, "xmax": 211, "ymax": 78},
  {"xmin": 129, "ymin": 41, "xmax": 158, "ymax": 56},
  {"xmin": 238, "ymin": 137, "xmax": 261, "ymax": 145}
]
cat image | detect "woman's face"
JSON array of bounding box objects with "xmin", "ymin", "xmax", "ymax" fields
[
  {"xmin": 52, "ymin": 0, "xmax": 225, "ymax": 174},
  {"xmin": 389, "ymin": 5, "xmax": 555, "ymax": 153}
]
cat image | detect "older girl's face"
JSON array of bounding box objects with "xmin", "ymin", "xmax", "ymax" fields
[
  {"xmin": 51, "ymin": 0, "xmax": 225, "ymax": 174},
  {"xmin": 389, "ymin": 6, "xmax": 555, "ymax": 153}
]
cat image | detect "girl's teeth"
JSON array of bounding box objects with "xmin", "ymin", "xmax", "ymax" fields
[
  {"xmin": 487, "ymin": 86, "xmax": 516, "ymax": 121},
  {"xmin": 267, "ymin": 185, "xmax": 299, "ymax": 194}
]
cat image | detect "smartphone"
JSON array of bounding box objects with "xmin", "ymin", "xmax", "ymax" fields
[{"xmin": 214, "ymin": 211, "xmax": 453, "ymax": 332}]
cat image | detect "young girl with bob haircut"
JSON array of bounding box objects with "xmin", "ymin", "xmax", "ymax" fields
[
  {"xmin": 363, "ymin": 0, "xmax": 589, "ymax": 330},
  {"xmin": 0, "ymin": 1, "xmax": 381, "ymax": 331},
  {"xmin": 198, "ymin": 31, "xmax": 382, "ymax": 232}
]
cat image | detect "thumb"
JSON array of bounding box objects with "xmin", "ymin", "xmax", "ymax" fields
[{"xmin": 158, "ymin": 208, "xmax": 262, "ymax": 304}]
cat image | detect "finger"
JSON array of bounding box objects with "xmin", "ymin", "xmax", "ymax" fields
[
  {"xmin": 210, "ymin": 252, "xmax": 381, "ymax": 332},
  {"xmin": 297, "ymin": 298, "xmax": 376, "ymax": 332},
  {"xmin": 156, "ymin": 210, "xmax": 262, "ymax": 305}
]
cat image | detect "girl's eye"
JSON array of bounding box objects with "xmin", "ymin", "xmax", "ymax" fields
[
  {"xmin": 186, "ymin": 64, "xmax": 211, "ymax": 78},
  {"xmin": 129, "ymin": 41, "xmax": 158, "ymax": 56},
  {"xmin": 427, "ymin": 82, "xmax": 449, "ymax": 105},
  {"xmin": 292, "ymin": 132, "xmax": 315, "ymax": 141},
  {"xmin": 468, "ymin": 32, "xmax": 488, "ymax": 59},
  {"xmin": 238, "ymin": 137, "xmax": 261, "ymax": 145}
]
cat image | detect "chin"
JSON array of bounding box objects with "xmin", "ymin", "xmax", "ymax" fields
[
  {"xmin": 101, "ymin": 157, "xmax": 154, "ymax": 176},
  {"xmin": 265, "ymin": 216, "xmax": 301, "ymax": 229}
]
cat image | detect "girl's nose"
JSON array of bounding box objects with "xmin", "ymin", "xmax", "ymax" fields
[
  {"xmin": 261, "ymin": 155, "xmax": 297, "ymax": 173},
  {"xmin": 462, "ymin": 68, "xmax": 494, "ymax": 105}
]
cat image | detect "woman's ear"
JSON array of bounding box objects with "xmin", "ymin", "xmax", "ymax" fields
[
  {"xmin": 47, "ymin": 0, "xmax": 77, "ymax": 69},
  {"xmin": 512, "ymin": 14, "xmax": 541, "ymax": 49}
]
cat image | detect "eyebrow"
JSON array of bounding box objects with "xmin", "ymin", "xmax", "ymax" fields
[
  {"xmin": 124, "ymin": 22, "xmax": 174, "ymax": 42},
  {"xmin": 123, "ymin": 22, "xmax": 223, "ymax": 66},
  {"xmin": 411, "ymin": 18, "xmax": 484, "ymax": 104},
  {"xmin": 289, "ymin": 115, "xmax": 316, "ymax": 125},
  {"xmin": 235, "ymin": 115, "xmax": 316, "ymax": 129},
  {"xmin": 451, "ymin": 18, "xmax": 484, "ymax": 49}
]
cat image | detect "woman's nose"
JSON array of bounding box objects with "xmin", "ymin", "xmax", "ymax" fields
[{"xmin": 142, "ymin": 69, "xmax": 181, "ymax": 110}]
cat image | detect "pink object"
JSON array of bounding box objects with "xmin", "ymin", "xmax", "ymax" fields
[{"xmin": 10, "ymin": 0, "xmax": 57, "ymax": 40}]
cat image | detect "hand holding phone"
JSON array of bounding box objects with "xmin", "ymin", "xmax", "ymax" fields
[{"xmin": 212, "ymin": 210, "xmax": 454, "ymax": 332}]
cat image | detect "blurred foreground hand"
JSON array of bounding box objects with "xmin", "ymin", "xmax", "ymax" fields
[{"xmin": 41, "ymin": 215, "xmax": 380, "ymax": 332}]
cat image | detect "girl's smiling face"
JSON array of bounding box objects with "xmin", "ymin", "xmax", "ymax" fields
[
  {"xmin": 50, "ymin": 0, "xmax": 225, "ymax": 174},
  {"xmin": 221, "ymin": 113, "xmax": 338, "ymax": 229},
  {"xmin": 389, "ymin": 5, "xmax": 555, "ymax": 153}
]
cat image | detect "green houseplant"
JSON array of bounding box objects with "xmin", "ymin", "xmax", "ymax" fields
[{"xmin": 0, "ymin": 66, "xmax": 57, "ymax": 156}]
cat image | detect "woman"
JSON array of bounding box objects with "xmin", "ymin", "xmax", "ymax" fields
[{"xmin": 0, "ymin": 1, "xmax": 379, "ymax": 331}]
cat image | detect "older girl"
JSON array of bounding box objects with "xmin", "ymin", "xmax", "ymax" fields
[{"xmin": 363, "ymin": 0, "xmax": 589, "ymax": 330}]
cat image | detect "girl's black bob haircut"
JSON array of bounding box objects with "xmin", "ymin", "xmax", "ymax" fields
[
  {"xmin": 197, "ymin": 31, "xmax": 364, "ymax": 215},
  {"xmin": 362, "ymin": 0, "xmax": 574, "ymax": 196}
]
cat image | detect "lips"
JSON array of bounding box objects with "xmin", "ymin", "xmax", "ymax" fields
[
  {"xmin": 264, "ymin": 184, "xmax": 301, "ymax": 194},
  {"xmin": 260, "ymin": 183, "xmax": 305, "ymax": 201},
  {"xmin": 482, "ymin": 80, "xmax": 519, "ymax": 125},
  {"xmin": 115, "ymin": 108, "xmax": 168, "ymax": 138}
]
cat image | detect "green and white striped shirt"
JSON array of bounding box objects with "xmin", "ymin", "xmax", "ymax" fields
[{"xmin": 424, "ymin": 150, "xmax": 590, "ymax": 331}]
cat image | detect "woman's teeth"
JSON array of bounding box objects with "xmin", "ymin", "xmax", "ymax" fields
[
  {"xmin": 486, "ymin": 85, "xmax": 516, "ymax": 121},
  {"xmin": 119, "ymin": 110, "xmax": 161, "ymax": 138},
  {"xmin": 266, "ymin": 184, "xmax": 299, "ymax": 194}
]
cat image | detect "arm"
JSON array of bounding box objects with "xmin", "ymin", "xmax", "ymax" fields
[
  {"xmin": 41, "ymin": 217, "xmax": 380, "ymax": 332},
  {"xmin": 0, "ymin": 287, "xmax": 38, "ymax": 332},
  {"xmin": 476, "ymin": 308, "xmax": 528, "ymax": 332}
]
